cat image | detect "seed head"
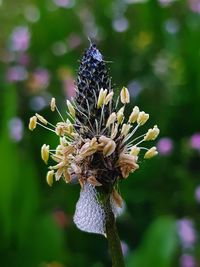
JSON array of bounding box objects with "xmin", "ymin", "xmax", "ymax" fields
[{"xmin": 28, "ymin": 43, "xmax": 159, "ymax": 235}]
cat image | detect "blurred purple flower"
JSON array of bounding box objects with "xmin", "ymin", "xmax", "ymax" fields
[
  {"xmin": 68, "ymin": 34, "xmax": 81, "ymax": 49},
  {"xmin": 157, "ymin": 137, "xmax": 173, "ymax": 155},
  {"xmin": 29, "ymin": 96, "xmax": 48, "ymax": 111},
  {"xmin": 27, "ymin": 68, "xmax": 50, "ymax": 91},
  {"xmin": 127, "ymin": 80, "xmax": 143, "ymax": 98},
  {"xmin": 6, "ymin": 66, "xmax": 28, "ymax": 82},
  {"xmin": 189, "ymin": 133, "xmax": 200, "ymax": 150},
  {"xmin": 177, "ymin": 219, "xmax": 197, "ymax": 248},
  {"xmin": 17, "ymin": 53, "xmax": 30, "ymax": 66},
  {"xmin": 180, "ymin": 254, "xmax": 196, "ymax": 267},
  {"xmin": 158, "ymin": 0, "xmax": 177, "ymax": 7},
  {"xmin": 10, "ymin": 26, "xmax": 30, "ymax": 52},
  {"xmin": 121, "ymin": 241, "xmax": 129, "ymax": 257},
  {"xmin": 188, "ymin": 0, "xmax": 200, "ymax": 13},
  {"xmin": 164, "ymin": 19, "xmax": 180, "ymax": 34},
  {"xmin": 194, "ymin": 185, "xmax": 200, "ymax": 203},
  {"xmin": 8, "ymin": 117, "xmax": 24, "ymax": 142},
  {"xmin": 112, "ymin": 17, "xmax": 129, "ymax": 32},
  {"xmin": 53, "ymin": 0, "xmax": 75, "ymax": 8}
]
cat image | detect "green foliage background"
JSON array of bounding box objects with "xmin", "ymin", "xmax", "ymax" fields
[{"xmin": 0, "ymin": 0, "xmax": 200, "ymax": 266}]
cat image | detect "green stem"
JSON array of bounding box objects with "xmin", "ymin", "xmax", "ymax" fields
[{"xmin": 105, "ymin": 199, "xmax": 125, "ymax": 267}]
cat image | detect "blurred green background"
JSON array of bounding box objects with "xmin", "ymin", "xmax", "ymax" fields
[{"xmin": 1, "ymin": 0, "xmax": 200, "ymax": 266}]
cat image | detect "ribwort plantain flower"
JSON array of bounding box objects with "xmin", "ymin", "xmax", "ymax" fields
[{"xmin": 28, "ymin": 44, "xmax": 159, "ymax": 237}]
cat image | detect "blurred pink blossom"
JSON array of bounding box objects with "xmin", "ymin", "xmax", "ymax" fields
[
  {"xmin": 180, "ymin": 254, "xmax": 196, "ymax": 267},
  {"xmin": 121, "ymin": 241, "xmax": 129, "ymax": 257},
  {"xmin": 27, "ymin": 68, "xmax": 50, "ymax": 91},
  {"xmin": 189, "ymin": 133, "xmax": 200, "ymax": 150},
  {"xmin": 53, "ymin": 0, "xmax": 74, "ymax": 8},
  {"xmin": 188, "ymin": 0, "xmax": 200, "ymax": 13},
  {"xmin": 6, "ymin": 65, "xmax": 28, "ymax": 82},
  {"xmin": 10, "ymin": 26, "xmax": 30, "ymax": 52},
  {"xmin": 194, "ymin": 185, "xmax": 200, "ymax": 203},
  {"xmin": 177, "ymin": 219, "xmax": 196, "ymax": 248},
  {"xmin": 158, "ymin": 0, "xmax": 177, "ymax": 7},
  {"xmin": 157, "ymin": 137, "xmax": 173, "ymax": 155},
  {"xmin": 8, "ymin": 117, "xmax": 24, "ymax": 142}
]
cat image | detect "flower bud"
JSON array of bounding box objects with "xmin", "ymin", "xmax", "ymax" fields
[
  {"xmin": 103, "ymin": 140, "xmax": 116, "ymax": 157},
  {"xmin": 130, "ymin": 146, "xmax": 140, "ymax": 156},
  {"xmin": 106, "ymin": 112, "xmax": 116, "ymax": 128},
  {"xmin": 66, "ymin": 100, "xmax": 76, "ymax": 117},
  {"xmin": 117, "ymin": 106, "xmax": 124, "ymax": 124},
  {"xmin": 120, "ymin": 86, "xmax": 130, "ymax": 104},
  {"xmin": 129, "ymin": 106, "xmax": 140, "ymax": 123},
  {"xmin": 46, "ymin": 170, "xmax": 54, "ymax": 186},
  {"xmin": 144, "ymin": 146, "xmax": 158, "ymax": 159},
  {"xmin": 121, "ymin": 123, "xmax": 131, "ymax": 136},
  {"xmin": 35, "ymin": 113, "xmax": 48, "ymax": 125},
  {"xmin": 137, "ymin": 111, "xmax": 149, "ymax": 126},
  {"xmin": 28, "ymin": 116, "xmax": 37, "ymax": 131},
  {"xmin": 41, "ymin": 144, "xmax": 50, "ymax": 164},
  {"xmin": 144, "ymin": 125, "xmax": 160, "ymax": 141},
  {"xmin": 97, "ymin": 88, "xmax": 107, "ymax": 108},
  {"xmin": 50, "ymin": 97, "xmax": 56, "ymax": 112},
  {"xmin": 104, "ymin": 91, "xmax": 114, "ymax": 105}
]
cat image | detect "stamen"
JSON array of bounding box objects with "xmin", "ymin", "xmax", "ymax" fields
[{"xmin": 36, "ymin": 122, "xmax": 56, "ymax": 133}]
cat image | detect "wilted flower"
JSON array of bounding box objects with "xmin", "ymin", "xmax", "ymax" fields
[{"xmin": 28, "ymin": 44, "xmax": 159, "ymax": 235}]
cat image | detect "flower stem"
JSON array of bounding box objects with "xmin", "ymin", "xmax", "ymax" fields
[{"xmin": 105, "ymin": 199, "xmax": 125, "ymax": 267}]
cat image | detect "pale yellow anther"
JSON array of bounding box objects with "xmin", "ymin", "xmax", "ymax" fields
[
  {"xmin": 103, "ymin": 140, "xmax": 116, "ymax": 157},
  {"xmin": 137, "ymin": 111, "xmax": 149, "ymax": 126},
  {"xmin": 46, "ymin": 170, "xmax": 54, "ymax": 186},
  {"xmin": 97, "ymin": 88, "xmax": 107, "ymax": 108},
  {"xmin": 129, "ymin": 106, "xmax": 140, "ymax": 123},
  {"xmin": 28, "ymin": 116, "xmax": 37, "ymax": 131},
  {"xmin": 117, "ymin": 106, "xmax": 124, "ymax": 124},
  {"xmin": 120, "ymin": 86, "xmax": 130, "ymax": 104},
  {"xmin": 104, "ymin": 91, "xmax": 114, "ymax": 105},
  {"xmin": 106, "ymin": 112, "xmax": 117, "ymax": 128},
  {"xmin": 111, "ymin": 123, "xmax": 118, "ymax": 139},
  {"xmin": 121, "ymin": 123, "xmax": 131, "ymax": 136},
  {"xmin": 130, "ymin": 146, "xmax": 140, "ymax": 156},
  {"xmin": 66, "ymin": 100, "xmax": 76, "ymax": 118},
  {"xmin": 144, "ymin": 146, "xmax": 158, "ymax": 159},
  {"xmin": 144, "ymin": 125, "xmax": 160, "ymax": 141},
  {"xmin": 50, "ymin": 97, "xmax": 56, "ymax": 112},
  {"xmin": 41, "ymin": 144, "xmax": 50, "ymax": 164},
  {"xmin": 66, "ymin": 100, "xmax": 76, "ymax": 117},
  {"xmin": 35, "ymin": 113, "xmax": 48, "ymax": 125}
]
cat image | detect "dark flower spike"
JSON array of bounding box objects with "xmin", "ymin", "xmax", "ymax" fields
[
  {"xmin": 75, "ymin": 44, "xmax": 112, "ymax": 137},
  {"xmin": 28, "ymin": 44, "xmax": 159, "ymax": 236}
]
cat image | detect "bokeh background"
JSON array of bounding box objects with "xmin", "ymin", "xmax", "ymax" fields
[{"xmin": 1, "ymin": 0, "xmax": 200, "ymax": 266}]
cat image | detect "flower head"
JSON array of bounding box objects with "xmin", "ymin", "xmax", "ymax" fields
[{"xmin": 28, "ymin": 44, "xmax": 159, "ymax": 234}]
